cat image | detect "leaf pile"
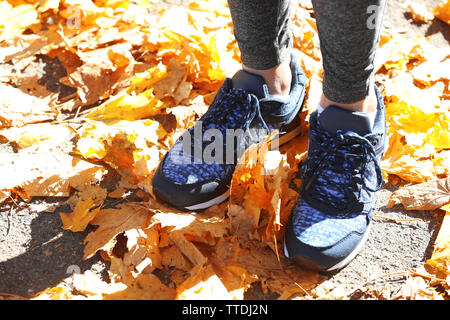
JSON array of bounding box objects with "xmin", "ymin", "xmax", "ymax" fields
[{"xmin": 0, "ymin": 0, "xmax": 449, "ymax": 299}]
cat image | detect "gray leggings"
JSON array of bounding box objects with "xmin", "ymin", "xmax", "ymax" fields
[{"xmin": 227, "ymin": 0, "xmax": 387, "ymax": 104}]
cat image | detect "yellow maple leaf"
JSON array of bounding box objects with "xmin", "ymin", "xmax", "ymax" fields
[
  {"xmin": 176, "ymin": 264, "xmax": 241, "ymax": 300},
  {"xmin": 87, "ymin": 90, "xmax": 164, "ymax": 125},
  {"xmin": 60, "ymin": 197, "xmax": 101, "ymax": 232}
]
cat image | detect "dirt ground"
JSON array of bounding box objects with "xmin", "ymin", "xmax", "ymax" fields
[{"xmin": 0, "ymin": 0, "xmax": 448, "ymax": 300}]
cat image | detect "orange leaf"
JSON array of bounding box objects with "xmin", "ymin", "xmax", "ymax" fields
[
  {"xmin": 60, "ymin": 197, "xmax": 101, "ymax": 232},
  {"xmin": 433, "ymin": 0, "xmax": 450, "ymax": 25}
]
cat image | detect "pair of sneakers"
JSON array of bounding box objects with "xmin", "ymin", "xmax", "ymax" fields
[{"xmin": 152, "ymin": 52, "xmax": 387, "ymax": 271}]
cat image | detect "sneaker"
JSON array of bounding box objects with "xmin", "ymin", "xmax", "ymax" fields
[
  {"xmin": 152, "ymin": 52, "xmax": 306, "ymax": 211},
  {"xmin": 284, "ymin": 87, "xmax": 387, "ymax": 271}
]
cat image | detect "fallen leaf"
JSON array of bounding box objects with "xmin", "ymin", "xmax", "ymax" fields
[
  {"xmin": 176, "ymin": 264, "xmax": 239, "ymax": 300},
  {"xmin": 32, "ymin": 284, "xmax": 73, "ymax": 300},
  {"xmin": 103, "ymin": 273, "xmax": 176, "ymax": 300},
  {"xmin": 0, "ymin": 83, "xmax": 54, "ymax": 129},
  {"xmin": 0, "ymin": 152, "xmax": 106, "ymax": 198},
  {"xmin": 0, "ymin": 3, "xmax": 39, "ymax": 39},
  {"xmin": 387, "ymin": 177, "xmax": 450, "ymax": 211},
  {"xmin": 83, "ymin": 202, "xmax": 151, "ymax": 259},
  {"xmin": 426, "ymin": 210, "xmax": 450, "ymax": 276},
  {"xmin": 72, "ymin": 270, "xmax": 127, "ymax": 298},
  {"xmin": 169, "ymin": 230, "xmax": 207, "ymax": 267},
  {"xmin": 433, "ymin": 0, "xmax": 450, "ymax": 25},
  {"xmin": 407, "ymin": 1, "xmax": 434, "ymax": 23},
  {"xmin": 60, "ymin": 197, "xmax": 101, "ymax": 232},
  {"xmin": 0, "ymin": 123, "xmax": 74, "ymax": 149},
  {"xmin": 161, "ymin": 245, "xmax": 193, "ymax": 272}
]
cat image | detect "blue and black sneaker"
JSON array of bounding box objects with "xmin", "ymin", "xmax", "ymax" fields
[
  {"xmin": 152, "ymin": 52, "xmax": 306, "ymax": 211},
  {"xmin": 284, "ymin": 87, "xmax": 387, "ymax": 271}
]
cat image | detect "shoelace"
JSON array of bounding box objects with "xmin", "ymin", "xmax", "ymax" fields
[
  {"xmin": 163, "ymin": 87, "xmax": 270, "ymax": 184},
  {"xmin": 200, "ymin": 88, "xmax": 255, "ymax": 131},
  {"xmin": 301, "ymin": 124, "xmax": 383, "ymax": 212},
  {"xmin": 191, "ymin": 88, "xmax": 268, "ymax": 162}
]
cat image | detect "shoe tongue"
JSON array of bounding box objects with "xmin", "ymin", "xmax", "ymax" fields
[
  {"xmin": 319, "ymin": 105, "xmax": 372, "ymax": 136},
  {"xmin": 231, "ymin": 70, "xmax": 267, "ymax": 99}
]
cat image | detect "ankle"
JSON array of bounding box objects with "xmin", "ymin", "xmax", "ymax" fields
[
  {"xmin": 320, "ymin": 87, "xmax": 377, "ymax": 114},
  {"xmin": 243, "ymin": 57, "xmax": 292, "ymax": 97}
]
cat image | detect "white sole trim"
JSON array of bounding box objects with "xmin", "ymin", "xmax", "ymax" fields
[
  {"xmin": 184, "ymin": 191, "xmax": 230, "ymax": 211},
  {"xmin": 270, "ymin": 125, "xmax": 302, "ymax": 150},
  {"xmin": 283, "ymin": 240, "xmax": 290, "ymax": 258}
]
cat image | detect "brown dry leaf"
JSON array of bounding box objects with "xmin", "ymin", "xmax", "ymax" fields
[
  {"xmin": 0, "ymin": 26, "xmax": 64, "ymax": 69},
  {"xmin": 393, "ymin": 272, "xmax": 445, "ymax": 300},
  {"xmin": 104, "ymin": 273, "xmax": 176, "ymax": 300},
  {"xmin": 107, "ymin": 187, "xmax": 127, "ymax": 198},
  {"xmin": 375, "ymin": 34, "xmax": 417, "ymax": 72},
  {"xmin": 66, "ymin": 43, "xmax": 135, "ymax": 105},
  {"xmin": 122, "ymin": 228, "xmax": 152, "ymax": 274},
  {"xmin": 382, "ymin": 153, "xmax": 435, "ymax": 183},
  {"xmin": 151, "ymin": 209, "xmax": 229, "ymax": 245},
  {"xmin": 83, "ymin": 202, "xmax": 151, "ymax": 259},
  {"xmin": 0, "ymin": 83, "xmax": 55, "ymax": 128},
  {"xmin": 169, "ymin": 230, "xmax": 207, "ymax": 267},
  {"xmin": 212, "ymin": 260, "xmax": 255, "ymax": 298},
  {"xmin": 229, "ymin": 141, "xmax": 272, "ymax": 238},
  {"xmin": 68, "ymin": 62, "xmax": 114, "ymax": 105},
  {"xmin": 387, "ymin": 177, "xmax": 450, "ymax": 211},
  {"xmin": 176, "ymin": 264, "xmax": 241, "ymax": 300},
  {"xmin": 219, "ymin": 239, "xmax": 319, "ymax": 298},
  {"xmin": 229, "ymin": 131, "xmax": 304, "ymax": 245},
  {"xmin": 71, "ymin": 270, "xmax": 127, "ymax": 298},
  {"xmin": 426, "ymin": 210, "xmax": 450, "ymax": 276},
  {"xmin": 76, "ymin": 119, "xmax": 167, "ymax": 185},
  {"xmin": 407, "ymin": 1, "xmax": 434, "ymax": 23},
  {"xmin": 161, "ymin": 245, "xmax": 193, "ymax": 272},
  {"xmin": 305, "ymin": 280, "xmax": 349, "ymax": 300},
  {"xmin": 127, "ymin": 223, "xmax": 162, "ymax": 274},
  {"xmin": 0, "ymin": 152, "xmax": 106, "ymax": 198},
  {"xmin": 292, "ymin": 7, "xmax": 321, "ymax": 61},
  {"xmin": 0, "ymin": 122, "xmax": 75, "ymax": 149},
  {"xmin": 152, "ymin": 58, "xmax": 188, "ymax": 100}
]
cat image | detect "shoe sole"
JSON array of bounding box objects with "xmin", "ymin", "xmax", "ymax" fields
[
  {"xmin": 283, "ymin": 220, "xmax": 373, "ymax": 272},
  {"xmin": 183, "ymin": 121, "xmax": 303, "ymax": 211}
]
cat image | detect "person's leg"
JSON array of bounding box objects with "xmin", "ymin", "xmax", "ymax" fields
[
  {"xmin": 284, "ymin": 0, "xmax": 388, "ymax": 271},
  {"xmin": 152, "ymin": 1, "xmax": 306, "ymax": 211},
  {"xmin": 312, "ymin": 0, "xmax": 387, "ymax": 113},
  {"xmin": 227, "ymin": 0, "xmax": 292, "ymax": 97}
]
